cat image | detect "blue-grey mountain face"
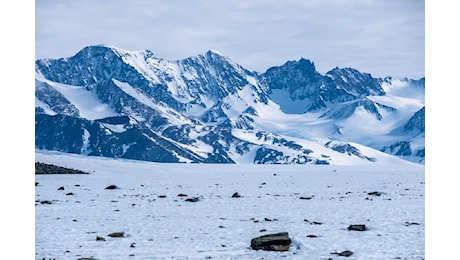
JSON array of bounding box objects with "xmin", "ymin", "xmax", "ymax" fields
[
  {"xmin": 35, "ymin": 45, "xmax": 425, "ymax": 164},
  {"xmin": 403, "ymin": 106, "xmax": 425, "ymax": 135},
  {"xmin": 261, "ymin": 58, "xmax": 355, "ymax": 113}
]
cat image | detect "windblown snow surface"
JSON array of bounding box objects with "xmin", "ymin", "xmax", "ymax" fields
[{"xmin": 35, "ymin": 150, "xmax": 424, "ymax": 259}]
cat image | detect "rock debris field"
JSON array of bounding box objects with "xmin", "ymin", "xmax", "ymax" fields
[{"xmin": 35, "ymin": 152, "xmax": 424, "ymax": 259}]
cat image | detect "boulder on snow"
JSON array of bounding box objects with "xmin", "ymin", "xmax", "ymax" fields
[
  {"xmin": 250, "ymin": 232, "xmax": 291, "ymax": 252},
  {"xmin": 232, "ymin": 192, "xmax": 242, "ymax": 198},
  {"xmin": 331, "ymin": 250, "xmax": 354, "ymax": 257},
  {"xmin": 185, "ymin": 197, "xmax": 200, "ymax": 202},
  {"xmin": 108, "ymin": 232, "xmax": 125, "ymax": 238},
  {"xmin": 348, "ymin": 224, "xmax": 367, "ymax": 231}
]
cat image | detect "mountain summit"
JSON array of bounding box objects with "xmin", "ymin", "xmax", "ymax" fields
[{"xmin": 35, "ymin": 45, "xmax": 425, "ymax": 165}]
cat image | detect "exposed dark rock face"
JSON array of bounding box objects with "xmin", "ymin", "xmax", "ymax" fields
[{"xmin": 250, "ymin": 232, "xmax": 291, "ymax": 252}]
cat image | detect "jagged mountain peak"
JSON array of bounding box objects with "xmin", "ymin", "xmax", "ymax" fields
[
  {"xmin": 326, "ymin": 67, "xmax": 385, "ymax": 97},
  {"xmin": 78, "ymin": 45, "xmax": 157, "ymax": 59},
  {"xmin": 264, "ymin": 57, "xmax": 317, "ymax": 75},
  {"xmin": 35, "ymin": 45, "xmax": 425, "ymax": 165},
  {"xmin": 204, "ymin": 49, "xmax": 226, "ymax": 57}
]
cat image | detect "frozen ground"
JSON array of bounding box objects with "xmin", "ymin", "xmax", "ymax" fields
[{"xmin": 35, "ymin": 151, "xmax": 424, "ymax": 259}]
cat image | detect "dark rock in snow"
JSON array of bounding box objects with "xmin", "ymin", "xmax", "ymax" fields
[
  {"xmin": 96, "ymin": 236, "xmax": 106, "ymax": 241},
  {"xmin": 348, "ymin": 224, "xmax": 367, "ymax": 231},
  {"xmin": 108, "ymin": 232, "xmax": 125, "ymax": 238},
  {"xmin": 105, "ymin": 185, "xmax": 119, "ymax": 190},
  {"xmin": 185, "ymin": 197, "xmax": 200, "ymax": 202},
  {"xmin": 250, "ymin": 232, "xmax": 291, "ymax": 252},
  {"xmin": 58, "ymin": 186, "xmax": 65, "ymax": 190},
  {"xmin": 331, "ymin": 250, "xmax": 354, "ymax": 257},
  {"xmin": 232, "ymin": 192, "xmax": 242, "ymax": 198},
  {"xmin": 367, "ymin": 191, "xmax": 382, "ymax": 196}
]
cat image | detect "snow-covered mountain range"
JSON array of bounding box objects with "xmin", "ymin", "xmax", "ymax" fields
[{"xmin": 35, "ymin": 45, "xmax": 425, "ymax": 165}]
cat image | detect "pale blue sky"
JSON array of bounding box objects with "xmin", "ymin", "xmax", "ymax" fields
[{"xmin": 35, "ymin": 0, "xmax": 424, "ymax": 79}]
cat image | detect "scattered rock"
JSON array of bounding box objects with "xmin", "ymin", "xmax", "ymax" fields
[
  {"xmin": 105, "ymin": 185, "xmax": 119, "ymax": 190},
  {"xmin": 96, "ymin": 236, "xmax": 106, "ymax": 241},
  {"xmin": 35, "ymin": 182, "xmax": 39, "ymax": 186},
  {"xmin": 250, "ymin": 232, "xmax": 291, "ymax": 252},
  {"xmin": 40, "ymin": 200, "xmax": 52, "ymax": 204},
  {"xmin": 367, "ymin": 191, "xmax": 382, "ymax": 196},
  {"xmin": 158, "ymin": 195, "xmax": 167, "ymax": 198},
  {"xmin": 130, "ymin": 243, "xmax": 136, "ymax": 248},
  {"xmin": 66, "ymin": 192, "xmax": 74, "ymax": 196},
  {"xmin": 348, "ymin": 224, "xmax": 367, "ymax": 231},
  {"xmin": 405, "ymin": 222, "xmax": 420, "ymax": 226},
  {"xmin": 58, "ymin": 186, "xmax": 65, "ymax": 191},
  {"xmin": 306, "ymin": 235, "xmax": 317, "ymax": 238},
  {"xmin": 299, "ymin": 196, "xmax": 314, "ymax": 200},
  {"xmin": 304, "ymin": 219, "xmax": 322, "ymax": 225},
  {"xmin": 77, "ymin": 258, "xmax": 98, "ymax": 260},
  {"xmin": 185, "ymin": 197, "xmax": 200, "ymax": 202},
  {"xmin": 231, "ymin": 192, "xmax": 241, "ymax": 198},
  {"xmin": 177, "ymin": 194, "xmax": 188, "ymax": 197},
  {"xmin": 331, "ymin": 250, "xmax": 354, "ymax": 257},
  {"xmin": 108, "ymin": 232, "xmax": 125, "ymax": 238}
]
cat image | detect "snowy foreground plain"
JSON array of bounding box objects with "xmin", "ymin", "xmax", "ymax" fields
[{"xmin": 35, "ymin": 151, "xmax": 424, "ymax": 259}]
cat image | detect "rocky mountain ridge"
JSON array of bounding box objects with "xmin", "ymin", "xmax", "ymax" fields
[{"xmin": 35, "ymin": 45, "xmax": 425, "ymax": 165}]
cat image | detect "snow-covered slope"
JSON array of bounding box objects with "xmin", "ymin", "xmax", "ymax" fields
[{"xmin": 35, "ymin": 45, "xmax": 425, "ymax": 164}]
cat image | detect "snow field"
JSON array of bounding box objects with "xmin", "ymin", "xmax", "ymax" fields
[{"xmin": 35, "ymin": 152, "xmax": 424, "ymax": 259}]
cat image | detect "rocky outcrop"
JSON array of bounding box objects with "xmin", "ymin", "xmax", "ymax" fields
[{"xmin": 35, "ymin": 162, "xmax": 89, "ymax": 174}]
